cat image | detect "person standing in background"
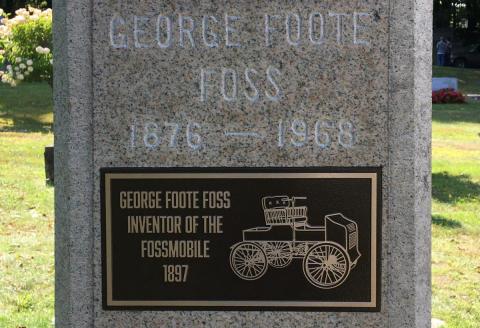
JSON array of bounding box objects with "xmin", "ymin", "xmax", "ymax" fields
[
  {"xmin": 445, "ymin": 38, "xmax": 452, "ymax": 66},
  {"xmin": 436, "ymin": 37, "xmax": 448, "ymax": 66}
]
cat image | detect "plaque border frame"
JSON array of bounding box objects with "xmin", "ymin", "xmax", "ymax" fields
[{"xmin": 101, "ymin": 167, "xmax": 382, "ymax": 311}]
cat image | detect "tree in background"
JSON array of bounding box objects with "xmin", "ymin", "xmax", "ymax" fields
[
  {"xmin": 434, "ymin": 0, "xmax": 480, "ymax": 44},
  {"xmin": 0, "ymin": 1, "xmax": 51, "ymax": 14}
]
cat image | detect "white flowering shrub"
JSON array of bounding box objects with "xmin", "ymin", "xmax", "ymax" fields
[{"xmin": 0, "ymin": 7, "xmax": 52, "ymax": 87}]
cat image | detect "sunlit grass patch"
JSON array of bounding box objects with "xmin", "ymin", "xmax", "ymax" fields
[
  {"xmin": 0, "ymin": 131, "xmax": 54, "ymax": 327},
  {"xmin": 431, "ymin": 102, "xmax": 480, "ymax": 327}
]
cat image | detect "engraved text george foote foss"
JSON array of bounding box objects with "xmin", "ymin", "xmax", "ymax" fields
[{"xmin": 54, "ymin": 0, "xmax": 431, "ymax": 327}]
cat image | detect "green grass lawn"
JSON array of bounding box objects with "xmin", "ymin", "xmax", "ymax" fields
[
  {"xmin": 0, "ymin": 74, "xmax": 479, "ymax": 327},
  {"xmin": 431, "ymin": 102, "xmax": 480, "ymax": 327},
  {"xmin": 433, "ymin": 65, "xmax": 480, "ymax": 94},
  {"xmin": 0, "ymin": 83, "xmax": 54, "ymax": 327},
  {"xmin": 0, "ymin": 82, "xmax": 53, "ymax": 133}
]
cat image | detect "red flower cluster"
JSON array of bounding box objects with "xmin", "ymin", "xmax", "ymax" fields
[{"xmin": 432, "ymin": 88, "xmax": 466, "ymax": 104}]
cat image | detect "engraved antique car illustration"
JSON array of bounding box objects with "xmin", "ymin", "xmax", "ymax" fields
[{"xmin": 229, "ymin": 196, "xmax": 361, "ymax": 289}]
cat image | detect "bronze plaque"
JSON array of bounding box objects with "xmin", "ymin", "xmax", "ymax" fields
[{"xmin": 102, "ymin": 168, "xmax": 381, "ymax": 311}]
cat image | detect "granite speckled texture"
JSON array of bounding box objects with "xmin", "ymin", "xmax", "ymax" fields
[
  {"xmin": 53, "ymin": 0, "xmax": 93, "ymax": 326},
  {"xmin": 54, "ymin": 0, "xmax": 431, "ymax": 326}
]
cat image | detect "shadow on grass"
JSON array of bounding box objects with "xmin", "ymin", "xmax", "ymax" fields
[
  {"xmin": 432, "ymin": 172, "xmax": 480, "ymax": 203},
  {"xmin": 432, "ymin": 103, "xmax": 480, "ymax": 124},
  {"xmin": 0, "ymin": 116, "xmax": 52, "ymax": 133},
  {"xmin": 432, "ymin": 215, "xmax": 462, "ymax": 229},
  {"xmin": 0, "ymin": 82, "xmax": 53, "ymax": 133}
]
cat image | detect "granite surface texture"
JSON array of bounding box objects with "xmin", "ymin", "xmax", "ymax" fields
[
  {"xmin": 53, "ymin": 0, "xmax": 93, "ymax": 327},
  {"xmin": 54, "ymin": 0, "xmax": 432, "ymax": 326}
]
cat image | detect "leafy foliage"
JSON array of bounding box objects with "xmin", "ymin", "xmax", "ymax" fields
[
  {"xmin": 0, "ymin": 7, "xmax": 52, "ymax": 86},
  {"xmin": 434, "ymin": 0, "xmax": 480, "ymax": 42},
  {"xmin": 0, "ymin": 1, "xmax": 50, "ymax": 14}
]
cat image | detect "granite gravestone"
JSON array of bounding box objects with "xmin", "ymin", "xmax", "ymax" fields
[{"xmin": 54, "ymin": 0, "xmax": 431, "ymax": 327}]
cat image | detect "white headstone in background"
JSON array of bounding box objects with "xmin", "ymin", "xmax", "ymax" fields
[{"xmin": 432, "ymin": 77, "xmax": 458, "ymax": 91}]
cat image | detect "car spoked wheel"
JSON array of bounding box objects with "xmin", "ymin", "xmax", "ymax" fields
[
  {"xmin": 303, "ymin": 242, "xmax": 350, "ymax": 289},
  {"xmin": 230, "ymin": 242, "xmax": 268, "ymax": 280},
  {"xmin": 264, "ymin": 242, "xmax": 293, "ymax": 268}
]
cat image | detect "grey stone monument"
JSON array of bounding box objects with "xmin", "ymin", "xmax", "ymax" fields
[{"xmin": 54, "ymin": 0, "xmax": 432, "ymax": 326}]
